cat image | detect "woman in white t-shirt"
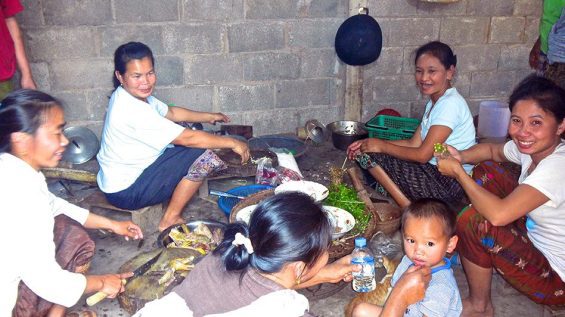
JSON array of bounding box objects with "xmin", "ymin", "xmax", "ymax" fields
[
  {"xmin": 0, "ymin": 89, "xmax": 143, "ymax": 316},
  {"xmin": 437, "ymin": 75, "xmax": 565, "ymax": 316},
  {"xmin": 347, "ymin": 41, "xmax": 475, "ymax": 207},
  {"xmin": 97, "ymin": 42, "xmax": 250, "ymax": 232}
]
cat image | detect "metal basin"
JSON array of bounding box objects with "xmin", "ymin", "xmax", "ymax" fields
[{"xmin": 326, "ymin": 121, "xmax": 368, "ymax": 151}]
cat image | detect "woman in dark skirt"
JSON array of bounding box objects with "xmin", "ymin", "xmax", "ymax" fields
[{"xmin": 347, "ymin": 41, "xmax": 476, "ymax": 206}]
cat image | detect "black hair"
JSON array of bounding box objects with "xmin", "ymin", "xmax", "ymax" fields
[
  {"xmin": 214, "ymin": 192, "xmax": 332, "ymax": 273},
  {"xmin": 508, "ymin": 75, "xmax": 565, "ymax": 122},
  {"xmin": 0, "ymin": 89, "xmax": 62, "ymax": 153},
  {"xmin": 414, "ymin": 41, "xmax": 457, "ymax": 70},
  {"xmin": 113, "ymin": 42, "xmax": 155, "ymax": 88},
  {"xmin": 401, "ymin": 198, "xmax": 456, "ymax": 237}
]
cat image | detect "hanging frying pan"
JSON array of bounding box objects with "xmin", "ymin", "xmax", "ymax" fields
[{"xmin": 335, "ymin": 7, "xmax": 383, "ymax": 66}]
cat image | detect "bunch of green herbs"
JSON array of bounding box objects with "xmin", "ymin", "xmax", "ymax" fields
[{"xmin": 325, "ymin": 183, "xmax": 371, "ymax": 235}]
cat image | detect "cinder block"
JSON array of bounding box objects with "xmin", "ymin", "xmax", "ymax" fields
[
  {"xmin": 387, "ymin": 18, "xmax": 440, "ymax": 46},
  {"xmin": 453, "ymin": 73, "xmax": 472, "ymax": 98},
  {"xmin": 163, "ymin": 24, "xmax": 223, "ymax": 54},
  {"xmin": 217, "ymin": 84, "xmax": 274, "ymax": 112},
  {"xmin": 100, "ymin": 26, "xmax": 164, "ymax": 57},
  {"xmin": 275, "ymin": 79, "xmax": 331, "ymax": 108},
  {"xmin": 304, "ymin": 0, "xmax": 343, "ymax": 18},
  {"xmin": 153, "ymin": 86, "xmax": 215, "ymax": 112},
  {"xmin": 297, "ymin": 105, "xmax": 340, "ymax": 127},
  {"xmin": 86, "ymin": 89, "xmax": 114, "ymax": 120},
  {"xmin": 470, "ymin": 71, "xmax": 518, "ymax": 98},
  {"xmin": 525, "ymin": 17, "xmax": 541, "ymax": 44},
  {"xmin": 467, "ymin": 0, "xmax": 514, "ymax": 16},
  {"xmin": 228, "ymin": 22, "xmax": 284, "ymax": 53},
  {"xmin": 185, "ymin": 54, "xmax": 243, "ymax": 84},
  {"xmin": 402, "ymin": 45, "xmax": 419, "ymax": 74},
  {"xmin": 30, "ymin": 62, "xmax": 50, "ymax": 91},
  {"xmin": 153, "ymin": 56, "xmax": 184, "ymax": 87},
  {"xmin": 26, "ymin": 28, "xmax": 98, "ymax": 61},
  {"xmin": 43, "ymin": 0, "xmax": 112, "ymax": 26},
  {"xmin": 60, "ymin": 90, "xmax": 109, "ymax": 123},
  {"xmin": 115, "ymin": 0, "xmax": 178, "ymax": 23},
  {"xmin": 57, "ymin": 91, "xmax": 89, "ymax": 121},
  {"xmin": 242, "ymin": 109, "xmax": 299, "ymax": 135},
  {"xmin": 51, "ymin": 59, "xmax": 113, "ymax": 90},
  {"xmin": 363, "ymin": 101, "xmax": 412, "ymax": 122},
  {"xmin": 364, "ymin": 75, "xmax": 420, "ymax": 103},
  {"xmin": 490, "ymin": 17, "xmax": 525, "ymax": 44},
  {"xmin": 514, "ymin": 0, "xmax": 542, "ymax": 16},
  {"xmin": 288, "ymin": 19, "xmax": 342, "ymax": 49},
  {"xmin": 242, "ymin": 52, "xmax": 300, "ymax": 81},
  {"xmin": 246, "ymin": 0, "xmax": 298, "ymax": 19},
  {"xmin": 364, "ymin": 47, "xmax": 404, "ymax": 77},
  {"xmin": 371, "ymin": 0, "xmax": 418, "ymax": 17},
  {"xmin": 499, "ymin": 45, "xmax": 531, "ymax": 70},
  {"xmin": 301, "ymin": 49, "xmax": 342, "ymax": 78},
  {"xmin": 183, "ymin": 0, "xmax": 244, "ymax": 21},
  {"xmin": 454, "ymin": 45, "xmax": 501, "ymax": 72},
  {"xmin": 18, "ymin": 0, "xmax": 44, "ymax": 27},
  {"xmin": 440, "ymin": 17, "xmax": 490, "ymax": 45},
  {"xmin": 417, "ymin": 0, "xmax": 466, "ymax": 16}
]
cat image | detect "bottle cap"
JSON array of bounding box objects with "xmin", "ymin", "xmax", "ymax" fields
[{"xmin": 354, "ymin": 237, "xmax": 367, "ymax": 248}]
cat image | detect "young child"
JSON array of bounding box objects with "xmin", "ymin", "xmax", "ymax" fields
[{"xmin": 353, "ymin": 198, "xmax": 462, "ymax": 317}]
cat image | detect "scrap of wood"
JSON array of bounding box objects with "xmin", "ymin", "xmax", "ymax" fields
[{"xmin": 42, "ymin": 167, "xmax": 97, "ymax": 183}]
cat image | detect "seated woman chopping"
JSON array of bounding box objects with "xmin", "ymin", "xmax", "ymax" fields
[
  {"xmin": 436, "ymin": 75, "xmax": 565, "ymax": 316},
  {"xmin": 0, "ymin": 89, "xmax": 143, "ymax": 316},
  {"xmin": 347, "ymin": 41, "xmax": 476, "ymax": 207},
  {"xmin": 97, "ymin": 42, "xmax": 250, "ymax": 231},
  {"xmin": 135, "ymin": 192, "xmax": 433, "ymax": 317}
]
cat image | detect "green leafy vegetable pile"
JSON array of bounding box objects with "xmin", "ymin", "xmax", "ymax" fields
[{"xmin": 325, "ymin": 183, "xmax": 371, "ymax": 235}]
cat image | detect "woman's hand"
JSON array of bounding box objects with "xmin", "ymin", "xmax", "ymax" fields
[
  {"xmin": 312, "ymin": 255, "xmax": 361, "ymax": 285},
  {"xmin": 232, "ymin": 140, "xmax": 251, "ymax": 164},
  {"xmin": 436, "ymin": 155, "xmax": 466, "ymax": 179},
  {"xmin": 347, "ymin": 139, "xmax": 383, "ymax": 159},
  {"xmin": 110, "ymin": 221, "xmax": 143, "ymax": 241},
  {"xmin": 93, "ymin": 272, "xmax": 132, "ymax": 298},
  {"xmin": 209, "ymin": 112, "xmax": 230, "ymax": 125}
]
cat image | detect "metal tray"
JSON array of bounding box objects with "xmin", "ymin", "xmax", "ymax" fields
[{"xmin": 157, "ymin": 219, "xmax": 226, "ymax": 248}]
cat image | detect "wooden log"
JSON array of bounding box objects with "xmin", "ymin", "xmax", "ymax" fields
[
  {"xmin": 366, "ymin": 165, "xmax": 411, "ymax": 208},
  {"xmin": 347, "ymin": 167, "xmax": 387, "ymax": 222},
  {"xmin": 42, "ymin": 167, "xmax": 97, "ymax": 183}
]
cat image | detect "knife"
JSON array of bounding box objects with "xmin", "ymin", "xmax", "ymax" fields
[{"xmin": 86, "ymin": 250, "xmax": 163, "ymax": 306}]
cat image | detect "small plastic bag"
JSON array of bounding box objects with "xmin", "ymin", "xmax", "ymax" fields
[
  {"xmin": 276, "ymin": 166, "xmax": 303, "ymax": 183},
  {"xmin": 255, "ymin": 157, "xmax": 278, "ymax": 186}
]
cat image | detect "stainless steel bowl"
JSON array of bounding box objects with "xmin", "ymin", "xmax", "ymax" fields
[{"xmin": 326, "ymin": 121, "xmax": 368, "ymax": 151}]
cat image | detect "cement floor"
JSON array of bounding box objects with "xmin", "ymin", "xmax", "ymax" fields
[{"xmin": 49, "ymin": 141, "xmax": 555, "ymax": 317}]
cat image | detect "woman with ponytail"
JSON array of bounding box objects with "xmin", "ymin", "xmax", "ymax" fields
[{"xmin": 135, "ymin": 192, "xmax": 433, "ymax": 317}]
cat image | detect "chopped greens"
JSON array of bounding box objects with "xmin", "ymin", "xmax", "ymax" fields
[{"xmin": 325, "ymin": 183, "xmax": 371, "ymax": 235}]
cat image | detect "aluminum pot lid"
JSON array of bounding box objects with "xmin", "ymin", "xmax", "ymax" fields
[
  {"xmin": 62, "ymin": 126, "xmax": 100, "ymax": 164},
  {"xmin": 334, "ymin": 8, "xmax": 383, "ymax": 66}
]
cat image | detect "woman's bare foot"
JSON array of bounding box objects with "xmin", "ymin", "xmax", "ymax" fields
[
  {"xmin": 461, "ymin": 297, "xmax": 494, "ymax": 317},
  {"xmin": 158, "ymin": 216, "xmax": 185, "ymax": 232}
]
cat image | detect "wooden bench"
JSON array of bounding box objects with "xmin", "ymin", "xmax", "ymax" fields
[{"xmin": 80, "ymin": 191, "xmax": 164, "ymax": 234}]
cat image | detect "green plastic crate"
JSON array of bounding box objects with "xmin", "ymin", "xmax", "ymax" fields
[{"xmin": 365, "ymin": 115, "xmax": 421, "ymax": 140}]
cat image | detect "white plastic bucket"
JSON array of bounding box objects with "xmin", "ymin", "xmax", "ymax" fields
[{"xmin": 477, "ymin": 101, "xmax": 510, "ymax": 138}]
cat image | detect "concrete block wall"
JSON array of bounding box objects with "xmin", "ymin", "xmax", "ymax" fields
[{"xmin": 14, "ymin": 0, "xmax": 541, "ymax": 135}]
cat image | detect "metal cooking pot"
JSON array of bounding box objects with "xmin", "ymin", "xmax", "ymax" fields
[
  {"xmin": 326, "ymin": 121, "xmax": 368, "ymax": 151},
  {"xmin": 334, "ymin": 7, "xmax": 383, "ymax": 66}
]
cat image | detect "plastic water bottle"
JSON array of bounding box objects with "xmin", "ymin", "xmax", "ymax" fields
[{"xmin": 351, "ymin": 237, "xmax": 376, "ymax": 292}]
